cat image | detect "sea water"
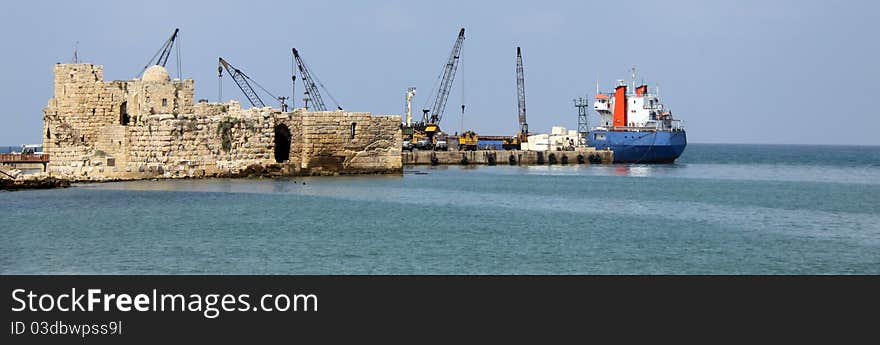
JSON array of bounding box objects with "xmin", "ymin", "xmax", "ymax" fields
[{"xmin": 2, "ymin": 144, "xmax": 878, "ymax": 274}]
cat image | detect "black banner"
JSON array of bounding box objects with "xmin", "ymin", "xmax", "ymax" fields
[{"xmin": 1, "ymin": 276, "xmax": 877, "ymax": 343}]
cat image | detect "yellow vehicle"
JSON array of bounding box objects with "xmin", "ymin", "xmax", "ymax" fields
[
  {"xmin": 424, "ymin": 123, "xmax": 440, "ymax": 139},
  {"xmin": 458, "ymin": 131, "xmax": 478, "ymax": 151},
  {"xmin": 412, "ymin": 130, "xmax": 430, "ymax": 150},
  {"xmin": 502, "ymin": 132, "xmax": 528, "ymax": 150}
]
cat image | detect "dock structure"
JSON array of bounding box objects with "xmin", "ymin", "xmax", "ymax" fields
[
  {"xmin": 403, "ymin": 148, "xmax": 612, "ymax": 166},
  {"xmin": 0, "ymin": 153, "xmax": 49, "ymax": 163},
  {"xmin": 0, "ymin": 153, "xmax": 49, "ymax": 173},
  {"xmin": 0, "ymin": 157, "xmax": 70, "ymax": 190}
]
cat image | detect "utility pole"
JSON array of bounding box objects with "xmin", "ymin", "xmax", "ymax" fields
[{"xmin": 574, "ymin": 96, "xmax": 590, "ymax": 147}]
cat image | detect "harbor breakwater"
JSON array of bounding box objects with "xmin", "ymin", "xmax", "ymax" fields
[{"xmin": 402, "ymin": 148, "xmax": 613, "ymax": 166}]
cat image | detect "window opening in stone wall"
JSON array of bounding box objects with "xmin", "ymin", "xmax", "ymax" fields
[
  {"xmin": 162, "ymin": 98, "xmax": 168, "ymax": 107},
  {"xmin": 46, "ymin": 128, "xmax": 51, "ymax": 139},
  {"xmin": 350, "ymin": 122, "xmax": 357, "ymax": 139},
  {"xmin": 274, "ymin": 124, "xmax": 291, "ymax": 163}
]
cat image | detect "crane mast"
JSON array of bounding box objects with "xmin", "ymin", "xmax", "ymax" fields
[
  {"xmin": 516, "ymin": 46, "xmax": 528, "ymax": 136},
  {"xmin": 405, "ymin": 87, "xmax": 416, "ymax": 127},
  {"xmin": 292, "ymin": 48, "xmax": 341, "ymax": 112},
  {"xmin": 424, "ymin": 28, "xmax": 465, "ymax": 125}
]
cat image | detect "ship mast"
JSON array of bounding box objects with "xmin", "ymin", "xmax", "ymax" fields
[{"xmin": 631, "ymin": 66, "xmax": 637, "ymax": 92}]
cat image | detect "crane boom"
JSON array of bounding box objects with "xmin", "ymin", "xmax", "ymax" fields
[
  {"xmin": 140, "ymin": 28, "xmax": 179, "ymax": 75},
  {"xmin": 218, "ymin": 57, "xmax": 266, "ymax": 108},
  {"xmin": 516, "ymin": 46, "xmax": 528, "ymax": 135},
  {"xmin": 156, "ymin": 28, "xmax": 179, "ymax": 67},
  {"xmin": 292, "ymin": 48, "xmax": 341, "ymax": 111},
  {"xmin": 425, "ymin": 28, "xmax": 465, "ymax": 124}
]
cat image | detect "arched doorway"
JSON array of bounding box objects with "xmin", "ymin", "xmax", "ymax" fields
[{"xmin": 274, "ymin": 124, "xmax": 291, "ymax": 163}]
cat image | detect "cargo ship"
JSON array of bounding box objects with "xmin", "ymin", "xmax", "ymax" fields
[{"xmin": 588, "ymin": 70, "xmax": 686, "ymax": 163}]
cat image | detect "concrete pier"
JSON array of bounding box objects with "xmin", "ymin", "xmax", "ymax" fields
[{"xmin": 402, "ymin": 148, "xmax": 613, "ymax": 166}]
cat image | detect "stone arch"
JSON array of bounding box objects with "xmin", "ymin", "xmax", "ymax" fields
[{"xmin": 274, "ymin": 123, "xmax": 291, "ymax": 163}]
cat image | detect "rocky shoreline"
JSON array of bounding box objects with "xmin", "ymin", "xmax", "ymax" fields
[
  {"xmin": 1, "ymin": 165, "xmax": 68, "ymax": 190},
  {"xmin": 0, "ymin": 176, "xmax": 71, "ymax": 191},
  {"xmin": 1, "ymin": 162, "xmax": 402, "ymax": 191}
]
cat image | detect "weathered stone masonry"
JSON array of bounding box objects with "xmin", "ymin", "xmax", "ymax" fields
[{"xmin": 42, "ymin": 63, "xmax": 402, "ymax": 181}]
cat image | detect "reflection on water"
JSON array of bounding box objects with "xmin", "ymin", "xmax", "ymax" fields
[
  {"xmin": 457, "ymin": 162, "xmax": 880, "ymax": 185},
  {"xmin": 611, "ymin": 165, "xmax": 653, "ymax": 177},
  {"xmin": 4, "ymin": 144, "xmax": 880, "ymax": 274}
]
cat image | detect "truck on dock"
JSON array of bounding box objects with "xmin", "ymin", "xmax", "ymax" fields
[{"xmin": 458, "ymin": 131, "xmax": 478, "ymax": 151}]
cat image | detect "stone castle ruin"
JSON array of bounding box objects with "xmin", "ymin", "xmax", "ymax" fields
[{"xmin": 42, "ymin": 63, "xmax": 402, "ymax": 181}]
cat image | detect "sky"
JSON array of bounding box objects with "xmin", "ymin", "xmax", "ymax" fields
[{"xmin": 0, "ymin": 0, "xmax": 877, "ymax": 145}]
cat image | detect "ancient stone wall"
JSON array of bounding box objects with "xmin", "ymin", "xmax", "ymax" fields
[
  {"xmin": 299, "ymin": 111, "xmax": 402, "ymax": 174},
  {"xmin": 42, "ymin": 63, "xmax": 401, "ymax": 181}
]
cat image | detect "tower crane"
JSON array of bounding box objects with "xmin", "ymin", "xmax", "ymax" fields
[
  {"xmin": 292, "ymin": 48, "xmax": 342, "ymax": 111},
  {"xmin": 420, "ymin": 28, "xmax": 466, "ymax": 141},
  {"xmin": 139, "ymin": 28, "xmax": 179, "ymax": 76},
  {"xmin": 218, "ymin": 57, "xmax": 288, "ymax": 111}
]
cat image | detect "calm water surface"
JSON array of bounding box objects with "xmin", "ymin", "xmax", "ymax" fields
[{"xmin": 2, "ymin": 144, "xmax": 879, "ymax": 274}]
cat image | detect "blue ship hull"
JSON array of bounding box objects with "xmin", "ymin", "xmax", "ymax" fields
[{"xmin": 588, "ymin": 130, "xmax": 687, "ymax": 163}]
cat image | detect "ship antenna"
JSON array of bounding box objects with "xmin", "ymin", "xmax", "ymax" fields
[{"xmin": 631, "ymin": 65, "xmax": 636, "ymax": 91}]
